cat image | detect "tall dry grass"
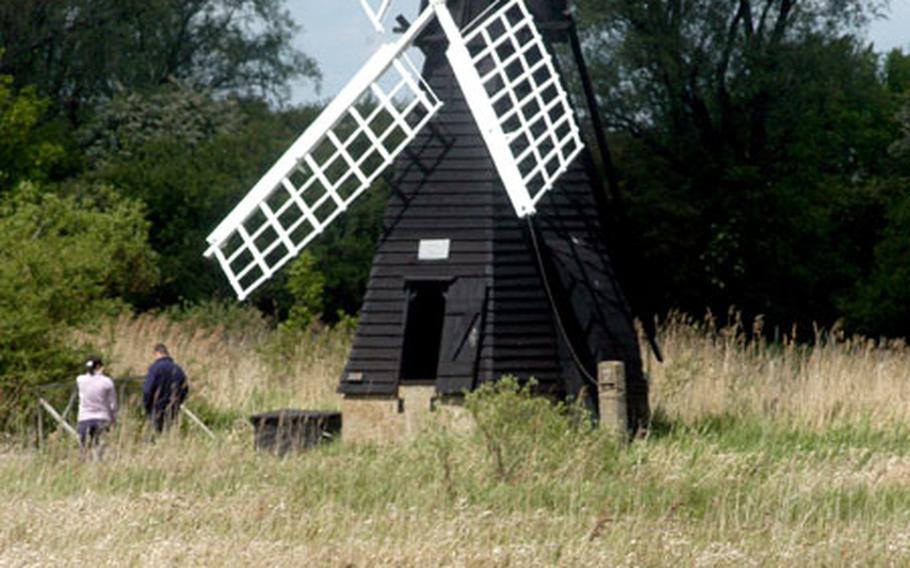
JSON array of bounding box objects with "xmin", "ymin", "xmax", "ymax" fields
[
  {"xmin": 648, "ymin": 312, "xmax": 910, "ymax": 429},
  {"xmin": 74, "ymin": 308, "xmax": 910, "ymax": 432},
  {"xmin": 4, "ymin": 309, "xmax": 910, "ymax": 566},
  {"xmin": 82, "ymin": 309, "xmax": 348, "ymax": 414},
  {"xmin": 86, "ymin": 309, "xmax": 910, "ymax": 431}
]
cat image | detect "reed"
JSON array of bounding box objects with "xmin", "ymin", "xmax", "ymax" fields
[
  {"xmin": 82, "ymin": 308, "xmax": 348, "ymax": 414},
  {"xmin": 648, "ymin": 311, "xmax": 910, "ymax": 430},
  {"xmin": 3, "ymin": 310, "xmax": 910, "ymax": 566}
]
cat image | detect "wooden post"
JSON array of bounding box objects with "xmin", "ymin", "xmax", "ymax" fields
[
  {"xmin": 38, "ymin": 398, "xmax": 79, "ymax": 441},
  {"xmin": 36, "ymin": 401, "xmax": 44, "ymax": 448},
  {"xmin": 61, "ymin": 390, "xmax": 77, "ymax": 421},
  {"xmin": 598, "ymin": 361, "xmax": 628, "ymax": 437},
  {"xmin": 181, "ymin": 406, "xmax": 216, "ymax": 440}
]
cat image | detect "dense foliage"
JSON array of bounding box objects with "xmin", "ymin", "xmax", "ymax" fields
[
  {"xmin": 0, "ymin": 0, "xmax": 319, "ymax": 121},
  {"xmin": 576, "ymin": 0, "xmax": 910, "ymax": 335},
  {"xmin": 0, "ymin": 72, "xmax": 67, "ymax": 191},
  {"xmin": 81, "ymin": 92, "xmax": 320, "ymax": 306},
  {"xmin": 0, "ymin": 0, "xmax": 909, "ymax": 414},
  {"xmin": 0, "ymin": 182, "xmax": 157, "ymax": 423}
]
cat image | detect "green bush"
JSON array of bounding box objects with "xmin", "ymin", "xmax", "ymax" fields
[
  {"xmin": 0, "ymin": 182, "xmax": 158, "ymax": 425},
  {"xmin": 465, "ymin": 377, "xmax": 609, "ymax": 482},
  {"xmin": 282, "ymin": 251, "xmax": 325, "ymax": 331}
]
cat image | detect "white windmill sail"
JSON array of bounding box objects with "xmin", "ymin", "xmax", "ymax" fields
[
  {"xmin": 204, "ymin": 6, "xmax": 441, "ymax": 300},
  {"xmin": 437, "ymin": 0, "xmax": 583, "ymax": 217},
  {"xmin": 360, "ymin": 0, "xmax": 394, "ymax": 32},
  {"xmin": 206, "ymin": 0, "xmax": 583, "ymax": 299}
]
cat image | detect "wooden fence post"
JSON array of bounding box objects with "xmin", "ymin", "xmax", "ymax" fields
[
  {"xmin": 37, "ymin": 398, "xmax": 79, "ymax": 441},
  {"xmin": 598, "ymin": 361, "xmax": 628, "ymax": 437},
  {"xmin": 36, "ymin": 401, "xmax": 43, "ymax": 448},
  {"xmin": 181, "ymin": 407, "xmax": 216, "ymax": 440}
]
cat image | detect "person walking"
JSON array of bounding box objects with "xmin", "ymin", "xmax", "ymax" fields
[
  {"xmin": 76, "ymin": 357, "xmax": 117, "ymax": 461},
  {"xmin": 142, "ymin": 343, "xmax": 189, "ymax": 435}
]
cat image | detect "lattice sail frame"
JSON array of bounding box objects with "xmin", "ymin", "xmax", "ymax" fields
[
  {"xmin": 360, "ymin": 0, "xmax": 394, "ymax": 32},
  {"xmin": 204, "ymin": 8, "xmax": 441, "ymax": 300},
  {"xmin": 206, "ymin": 0, "xmax": 584, "ymax": 300},
  {"xmin": 438, "ymin": 0, "xmax": 583, "ymax": 216}
]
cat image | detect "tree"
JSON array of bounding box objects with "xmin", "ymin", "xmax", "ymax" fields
[
  {"xmin": 283, "ymin": 251, "xmax": 325, "ymax": 330},
  {"xmin": 0, "ymin": 182, "xmax": 158, "ymax": 424},
  {"xmin": 84, "ymin": 95, "xmax": 322, "ymax": 306},
  {"xmin": 842, "ymin": 85, "xmax": 910, "ymax": 335},
  {"xmin": 576, "ymin": 0, "xmax": 899, "ymax": 331},
  {"xmin": 80, "ymin": 87, "xmax": 389, "ymax": 318},
  {"xmin": 843, "ymin": 191, "xmax": 910, "ymax": 336},
  {"xmin": 896, "ymin": 99, "xmax": 910, "ymax": 160},
  {"xmin": 252, "ymin": 179, "xmax": 390, "ymax": 324},
  {"xmin": 77, "ymin": 84, "xmax": 244, "ymax": 168},
  {"xmin": 306, "ymin": 179, "xmax": 390, "ymax": 320},
  {"xmin": 0, "ymin": 70, "xmax": 67, "ymax": 192},
  {"xmin": 890, "ymin": 54, "xmax": 910, "ymax": 162},
  {"xmin": 885, "ymin": 48, "xmax": 910, "ymax": 95},
  {"xmin": 0, "ymin": 0, "xmax": 319, "ymax": 122}
]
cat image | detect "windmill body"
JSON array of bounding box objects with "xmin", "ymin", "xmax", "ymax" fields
[
  {"xmin": 340, "ymin": 0, "xmax": 648, "ymax": 436},
  {"xmin": 205, "ymin": 0, "xmax": 649, "ymax": 440}
]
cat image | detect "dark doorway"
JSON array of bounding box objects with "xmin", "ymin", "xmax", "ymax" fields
[{"xmin": 400, "ymin": 281, "xmax": 448, "ymax": 383}]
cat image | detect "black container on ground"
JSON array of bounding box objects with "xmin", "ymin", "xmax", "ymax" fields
[{"xmin": 249, "ymin": 410, "xmax": 342, "ymax": 455}]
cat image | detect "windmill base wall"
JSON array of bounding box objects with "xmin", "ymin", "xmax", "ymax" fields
[
  {"xmin": 340, "ymin": 388, "xmax": 473, "ymax": 444},
  {"xmin": 340, "ymin": 369, "xmax": 648, "ymax": 444}
]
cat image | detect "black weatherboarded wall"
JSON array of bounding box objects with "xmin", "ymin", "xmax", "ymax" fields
[{"xmin": 339, "ymin": 0, "xmax": 648, "ymax": 427}]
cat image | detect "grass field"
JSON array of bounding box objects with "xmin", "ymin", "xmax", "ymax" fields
[{"xmin": 3, "ymin": 310, "xmax": 910, "ymax": 566}]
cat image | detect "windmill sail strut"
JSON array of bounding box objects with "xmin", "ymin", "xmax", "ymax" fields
[{"xmin": 205, "ymin": 0, "xmax": 583, "ymax": 300}]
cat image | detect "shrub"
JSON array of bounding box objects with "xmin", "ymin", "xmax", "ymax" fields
[
  {"xmin": 282, "ymin": 251, "xmax": 325, "ymax": 331},
  {"xmin": 465, "ymin": 377, "xmax": 604, "ymax": 482},
  {"xmin": 0, "ymin": 182, "xmax": 158, "ymax": 425}
]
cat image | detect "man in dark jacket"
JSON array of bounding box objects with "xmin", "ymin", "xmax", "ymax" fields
[{"xmin": 143, "ymin": 343, "xmax": 189, "ymax": 433}]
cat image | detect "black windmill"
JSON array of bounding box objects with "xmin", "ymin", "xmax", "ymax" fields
[{"xmin": 206, "ymin": 0, "xmax": 651, "ymax": 432}]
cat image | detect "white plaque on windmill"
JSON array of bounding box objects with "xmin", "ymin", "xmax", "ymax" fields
[{"xmin": 418, "ymin": 239, "xmax": 450, "ymax": 261}]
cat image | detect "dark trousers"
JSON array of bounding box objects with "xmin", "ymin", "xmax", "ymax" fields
[
  {"xmin": 148, "ymin": 406, "xmax": 180, "ymax": 434},
  {"xmin": 77, "ymin": 419, "xmax": 110, "ymax": 460}
]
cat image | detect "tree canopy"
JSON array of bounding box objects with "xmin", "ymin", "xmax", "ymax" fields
[
  {"xmin": 0, "ymin": 0, "xmax": 319, "ymax": 121},
  {"xmin": 0, "ymin": 72, "xmax": 66, "ymax": 191},
  {"xmin": 577, "ymin": 0, "xmax": 908, "ymax": 334},
  {"xmin": 0, "ymin": 1, "xmax": 323, "ymax": 413}
]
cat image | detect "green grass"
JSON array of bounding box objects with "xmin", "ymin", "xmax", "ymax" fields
[
  {"xmin": 5, "ymin": 313, "xmax": 910, "ymax": 565},
  {"xmin": 4, "ymin": 387, "xmax": 910, "ymax": 566}
]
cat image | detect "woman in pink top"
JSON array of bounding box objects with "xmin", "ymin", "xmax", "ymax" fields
[{"xmin": 76, "ymin": 357, "xmax": 117, "ymax": 460}]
